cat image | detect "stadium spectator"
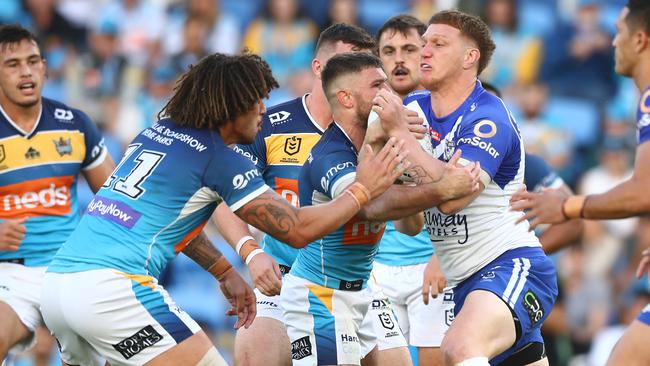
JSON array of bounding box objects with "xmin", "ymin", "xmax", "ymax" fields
[
  {"xmin": 162, "ymin": 0, "xmax": 241, "ymax": 57},
  {"xmin": 243, "ymin": 0, "xmax": 318, "ymax": 85}
]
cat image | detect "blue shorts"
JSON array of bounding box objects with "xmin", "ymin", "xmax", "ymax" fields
[
  {"xmin": 637, "ymin": 304, "xmax": 650, "ymax": 325},
  {"xmin": 453, "ymin": 247, "xmax": 558, "ymax": 365}
]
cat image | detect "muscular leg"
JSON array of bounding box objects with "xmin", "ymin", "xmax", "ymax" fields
[
  {"xmin": 418, "ymin": 347, "xmax": 444, "ymax": 366},
  {"xmin": 441, "ymin": 290, "xmax": 516, "ymax": 365},
  {"xmin": 0, "ymin": 302, "xmax": 31, "ymax": 359},
  {"xmin": 234, "ymin": 317, "xmax": 291, "ymax": 366},
  {"xmin": 145, "ymin": 331, "xmax": 224, "ymax": 366},
  {"xmin": 361, "ymin": 345, "xmax": 412, "ymax": 366},
  {"xmin": 606, "ymin": 320, "xmax": 650, "ymax": 366},
  {"xmin": 31, "ymin": 327, "xmax": 55, "ymax": 366}
]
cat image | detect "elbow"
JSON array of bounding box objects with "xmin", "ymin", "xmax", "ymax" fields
[
  {"xmin": 399, "ymin": 226, "xmax": 423, "ymax": 237},
  {"xmin": 285, "ymin": 232, "xmax": 311, "ymax": 249},
  {"xmin": 437, "ymin": 202, "xmax": 461, "ymax": 216}
]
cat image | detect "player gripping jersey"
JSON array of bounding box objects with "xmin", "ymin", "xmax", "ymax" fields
[{"xmin": 403, "ymin": 79, "xmax": 558, "ymax": 364}]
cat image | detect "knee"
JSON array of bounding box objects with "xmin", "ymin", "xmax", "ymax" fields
[{"xmin": 441, "ymin": 337, "xmax": 483, "ymax": 365}]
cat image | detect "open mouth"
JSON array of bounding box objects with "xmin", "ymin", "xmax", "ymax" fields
[
  {"xmin": 420, "ymin": 63, "xmax": 432, "ymax": 71},
  {"xmin": 393, "ymin": 67, "xmax": 409, "ymax": 77},
  {"xmin": 18, "ymin": 81, "xmax": 36, "ymax": 93}
]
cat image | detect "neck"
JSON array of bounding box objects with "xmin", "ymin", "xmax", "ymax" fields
[
  {"xmin": 218, "ymin": 125, "xmax": 237, "ymax": 145},
  {"xmin": 633, "ymin": 59, "xmax": 650, "ymax": 91},
  {"xmin": 334, "ymin": 113, "xmax": 366, "ymax": 151},
  {"xmin": 429, "ymin": 73, "xmax": 477, "ymax": 118},
  {"xmin": 397, "ymin": 84, "xmax": 425, "ymax": 101},
  {"xmin": 305, "ymin": 82, "xmax": 334, "ymax": 130},
  {"xmin": 0, "ymin": 96, "xmax": 41, "ymax": 133}
]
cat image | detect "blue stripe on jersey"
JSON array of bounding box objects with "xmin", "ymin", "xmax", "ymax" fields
[
  {"xmin": 130, "ymin": 281, "xmax": 193, "ymax": 344},
  {"xmin": 637, "ymin": 86, "xmax": 650, "ymax": 144},
  {"xmin": 235, "ymin": 95, "xmax": 324, "ymax": 267},
  {"xmin": 48, "ymin": 119, "xmax": 267, "ymax": 277},
  {"xmin": 374, "ymin": 223, "xmax": 433, "ymax": 266}
]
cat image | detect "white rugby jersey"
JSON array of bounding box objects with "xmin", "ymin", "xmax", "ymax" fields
[{"xmin": 404, "ymin": 82, "xmax": 540, "ymax": 286}]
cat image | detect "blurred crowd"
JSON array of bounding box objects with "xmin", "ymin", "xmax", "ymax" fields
[{"xmin": 4, "ymin": 0, "xmax": 648, "ymax": 365}]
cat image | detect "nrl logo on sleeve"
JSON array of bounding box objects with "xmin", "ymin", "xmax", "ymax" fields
[
  {"xmin": 54, "ymin": 108, "xmax": 73, "ymax": 122},
  {"xmin": 112, "ymin": 325, "xmax": 163, "ymax": 359}
]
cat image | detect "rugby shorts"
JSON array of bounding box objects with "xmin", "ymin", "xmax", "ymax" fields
[
  {"xmin": 372, "ymin": 261, "xmax": 454, "ymax": 347},
  {"xmin": 453, "ymin": 247, "xmax": 558, "ymax": 365},
  {"xmin": 40, "ymin": 269, "xmax": 201, "ymax": 366}
]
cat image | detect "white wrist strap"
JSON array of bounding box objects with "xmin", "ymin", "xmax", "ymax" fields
[
  {"xmin": 245, "ymin": 249, "xmax": 264, "ymax": 265},
  {"xmin": 235, "ymin": 235, "xmax": 255, "ymax": 255}
]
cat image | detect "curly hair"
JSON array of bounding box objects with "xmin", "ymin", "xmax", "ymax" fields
[{"xmin": 159, "ymin": 52, "xmax": 278, "ymax": 129}]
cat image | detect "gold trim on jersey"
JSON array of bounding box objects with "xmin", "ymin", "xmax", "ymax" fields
[
  {"xmin": 0, "ymin": 130, "xmax": 86, "ymax": 173},
  {"xmin": 265, "ymin": 133, "xmax": 320, "ymax": 166}
]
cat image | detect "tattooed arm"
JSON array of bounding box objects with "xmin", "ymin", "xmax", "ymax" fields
[
  {"xmin": 182, "ymin": 231, "xmax": 257, "ymax": 329},
  {"xmin": 234, "ymin": 139, "xmax": 408, "ymax": 248}
]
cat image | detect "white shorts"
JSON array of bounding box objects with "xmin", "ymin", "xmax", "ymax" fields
[
  {"xmin": 362, "ymin": 274, "xmax": 408, "ymax": 354},
  {"xmin": 0, "ymin": 263, "xmax": 46, "ymax": 353},
  {"xmin": 40, "ymin": 269, "xmax": 202, "ymax": 366},
  {"xmin": 372, "ymin": 261, "xmax": 454, "ymax": 347},
  {"xmin": 254, "ymin": 288, "xmax": 285, "ymax": 322},
  {"xmin": 281, "ymin": 274, "xmax": 406, "ymax": 366}
]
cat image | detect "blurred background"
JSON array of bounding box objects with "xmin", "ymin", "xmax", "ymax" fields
[{"xmin": 3, "ymin": 0, "xmax": 649, "ymax": 365}]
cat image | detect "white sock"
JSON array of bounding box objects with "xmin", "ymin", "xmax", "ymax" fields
[{"xmin": 456, "ymin": 356, "xmax": 490, "ymax": 366}]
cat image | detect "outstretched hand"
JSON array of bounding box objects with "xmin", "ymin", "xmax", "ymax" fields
[{"xmin": 510, "ymin": 188, "xmax": 570, "ymax": 230}]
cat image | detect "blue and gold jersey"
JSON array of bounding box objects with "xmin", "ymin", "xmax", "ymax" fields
[
  {"xmin": 235, "ymin": 95, "xmax": 323, "ymax": 267},
  {"xmin": 48, "ymin": 119, "xmax": 268, "ymax": 278},
  {"xmin": 0, "ymin": 98, "xmax": 106, "ymax": 266},
  {"xmin": 637, "ymin": 86, "xmax": 650, "ymax": 145},
  {"xmin": 293, "ymin": 123, "xmax": 385, "ymax": 290}
]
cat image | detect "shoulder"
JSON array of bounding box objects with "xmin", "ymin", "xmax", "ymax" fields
[
  {"xmin": 260, "ymin": 96, "xmax": 305, "ymax": 132},
  {"xmin": 42, "ymin": 98, "xmax": 95, "ymax": 129},
  {"xmin": 462, "ymin": 91, "xmax": 518, "ymax": 137},
  {"xmin": 403, "ymin": 90, "xmax": 431, "ymax": 106}
]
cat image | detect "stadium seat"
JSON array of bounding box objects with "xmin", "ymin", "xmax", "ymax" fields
[{"xmin": 545, "ymin": 96, "xmax": 600, "ymax": 147}]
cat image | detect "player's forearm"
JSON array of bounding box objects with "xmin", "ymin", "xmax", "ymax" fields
[
  {"xmin": 393, "ymin": 213, "xmax": 424, "ymax": 236},
  {"xmin": 236, "ymin": 190, "xmax": 362, "ymax": 248},
  {"xmin": 182, "ymin": 231, "xmax": 225, "ymax": 271},
  {"xmin": 391, "ymin": 129, "xmax": 445, "ymax": 185},
  {"xmin": 538, "ymin": 219, "xmax": 583, "ymax": 254},
  {"xmin": 582, "ymin": 177, "xmax": 650, "ymax": 219},
  {"xmin": 214, "ymin": 203, "xmax": 256, "ymax": 250},
  {"xmin": 359, "ymin": 184, "xmax": 448, "ymax": 221}
]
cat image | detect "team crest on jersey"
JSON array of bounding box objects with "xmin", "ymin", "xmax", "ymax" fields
[
  {"xmin": 284, "ymin": 136, "xmax": 302, "ymax": 156},
  {"xmin": 53, "ymin": 137, "xmax": 73, "ymax": 156},
  {"xmin": 445, "ymin": 308, "xmax": 455, "ymax": 326},
  {"xmin": 0, "ymin": 144, "xmax": 5, "ymax": 164},
  {"xmin": 443, "ymin": 139, "xmax": 456, "ymax": 161}
]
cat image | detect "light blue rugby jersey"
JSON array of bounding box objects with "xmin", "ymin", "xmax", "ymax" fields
[
  {"xmin": 374, "ymin": 224, "xmax": 432, "ymax": 267},
  {"xmin": 48, "ymin": 119, "xmax": 269, "ymax": 278},
  {"xmin": 637, "ymin": 86, "xmax": 650, "ymax": 145},
  {"xmin": 292, "ymin": 123, "xmax": 385, "ymax": 290},
  {"xmin": 0, "ymin": 98, "xmax": 106, "ymax": 266},
  {"xmin": 235, "ymin": 95, "xmax": 323, "ymax": 268}
]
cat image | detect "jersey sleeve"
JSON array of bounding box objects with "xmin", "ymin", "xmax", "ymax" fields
[
  {"xmin": 204, "ymin": 147, "xmax": 269, "ymax": 211},
  {"xmin": 308, "ymin": 150, "xmax": 357, "ymax": 199},
  {"xmin": 455, "ymin": 117, "xmax": 513, "ymax": 180},
  {"xmin": 524, "ymin": 154, "xmax": 564, "ymax": 192},
  {"xmin": 637, "ymin": 88, "xmax": 650, "ymax": 145},
  {"xmin": 76, "ymin": 110, "xmax": 107, "ymax": 170},
  {"xmin": 234, "ymin": 137, "xmax": 266, "ymax": 171}
]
